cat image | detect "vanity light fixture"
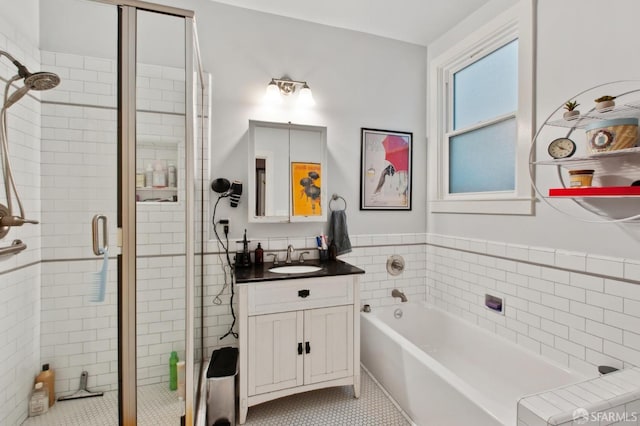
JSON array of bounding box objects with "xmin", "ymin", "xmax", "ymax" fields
[{"xmin": 265, "ymin": 76, "xmax": 315, "ymax": 106}]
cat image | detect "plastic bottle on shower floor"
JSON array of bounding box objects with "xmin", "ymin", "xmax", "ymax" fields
[
  {"xmin": 35, "ymin": 363, "xmax": 55, "ymax": 407},
  {"xmin": 28, "ymin": 383, "xmax": 48, "ymax": 417},
  {"xmin": 169, "ymin": 351, "xmax": 179, "ymax": 391}
]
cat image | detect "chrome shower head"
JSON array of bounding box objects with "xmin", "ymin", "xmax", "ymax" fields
[
  {"xmin": 24, "ymin": 72, "xmax": 60, "ymax": 91},
  {"xmin": 2, "ymin": 71, "xmax": 61, "ymax": 110},
  {"xmin": 24, "ymin": 71, "xmax": 60, "ymax": 90}
]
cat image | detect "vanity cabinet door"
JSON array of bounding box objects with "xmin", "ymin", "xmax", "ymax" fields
[
  {"xmin": 248, "ymin": 311, "xmax": 304, "ymax": 396},
  {"xmin": 303, "ymin": 305, "xmax": 354, "ymax": 385}
]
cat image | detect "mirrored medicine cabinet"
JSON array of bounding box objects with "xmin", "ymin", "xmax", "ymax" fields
[{"xmin": 248, "ymin": 120, "xmax": 327, "ymax": 223}]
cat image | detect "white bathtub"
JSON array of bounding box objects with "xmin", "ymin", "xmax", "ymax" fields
[{"xmin": 361, "ymin": 302, "xmax": 588, "ymax": 425}]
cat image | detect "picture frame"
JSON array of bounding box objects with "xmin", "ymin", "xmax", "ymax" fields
[{"xmin": 360, "ymin": 128, "xmax": 412, "ymax": 210}]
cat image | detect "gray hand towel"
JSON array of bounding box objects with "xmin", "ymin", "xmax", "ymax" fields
[{"xmin": 328, "ymin": 210, "xmax": 352, "ymax": 255}]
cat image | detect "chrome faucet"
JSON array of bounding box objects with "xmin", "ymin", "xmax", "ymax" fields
[
  {"xmin": 285, "ymin": 244, "xmax": 294, "ymax": 264},
  {"xmin": 391, "ymin": 289, "xmax": 408, "ymax": 302}
]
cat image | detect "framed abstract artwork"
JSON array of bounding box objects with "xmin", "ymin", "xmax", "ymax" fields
[{"xmin": 360, "ymin": 128, "xmax": 412, "ymax": 210}]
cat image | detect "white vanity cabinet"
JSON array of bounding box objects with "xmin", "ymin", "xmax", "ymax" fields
[{"xmin": 237, "ymin": 274, "xmax": 361, "ymax": 424}]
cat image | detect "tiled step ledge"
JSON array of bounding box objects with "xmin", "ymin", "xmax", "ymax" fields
[{"xmin": 518, "ymin": 367, "xmax": 640, "ymax": 426}]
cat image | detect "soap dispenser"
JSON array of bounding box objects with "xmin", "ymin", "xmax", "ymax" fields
[{"xmin": 255, "ymin": 243, "xmax": 264, "ymax": 265}]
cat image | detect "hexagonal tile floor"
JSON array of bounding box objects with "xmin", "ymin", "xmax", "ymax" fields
[{"xmin": 243, "ymin": 368, "xmax": 411, "ymax": 425}]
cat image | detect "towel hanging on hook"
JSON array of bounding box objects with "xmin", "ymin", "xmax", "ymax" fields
[{"xmin": 329, "ymin": 193, "xmax": 347, "ymax": 212}]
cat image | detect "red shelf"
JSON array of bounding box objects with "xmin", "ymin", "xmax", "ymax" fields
[{"xmin": 549, "ymin": 186, "xmax": 640, "ymax": 197}]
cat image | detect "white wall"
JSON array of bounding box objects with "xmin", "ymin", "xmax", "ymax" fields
[
  {"xmin": 1, "ymin": 0, "xmax": 39, "ymax": 46},
  {"xmin": 427, "ymin": 0, "xmax": 640, "ymax": 260},
  {"xmin": 197, "ymin": 1, "xmax": 427, "ymax": 240}
]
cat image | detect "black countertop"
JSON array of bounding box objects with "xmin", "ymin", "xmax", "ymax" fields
[{"xmin": 235, "ymin": 259, "xmax": 365, "ymax": 284}]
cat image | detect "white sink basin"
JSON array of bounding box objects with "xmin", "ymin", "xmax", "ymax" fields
[{"xmin": 268, "ymin": 265, "xmax": 323, "ymax": 274}]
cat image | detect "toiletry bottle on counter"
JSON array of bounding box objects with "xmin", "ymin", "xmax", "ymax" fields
[
  {"xmin": 169, "ymin": 351, "xmax": 178, "ymax": 391},
  {"xmin": 255, "ymin": 242, "xmax": 264, "ymax": 265},
  {"xmin": 35, "ymin": 364, "xmax": 55, "ymax": 407},
  {"xmin": 28, "ymin": 383, "xmax": 48, "ymax": 417},
  {"xmin": 328, "ymin": 240, "xmax": 337, "ymax": 260}
]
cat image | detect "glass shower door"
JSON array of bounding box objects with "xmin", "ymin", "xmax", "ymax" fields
[
  {"xmin": 36, "ymin": 0, "xmax": 121, "ymax": 424},
  {"xmin": 134, "ymin": 8, "xmax": 188, "ymax": 425}
]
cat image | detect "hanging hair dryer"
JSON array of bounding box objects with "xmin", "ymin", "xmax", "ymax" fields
[
  {"xmin": 229, "ymin": 181, "xmax": 242, "ymax": 208},
  {"xmin": 210, "ymin": 178, "xmax": 242, "ymax": 207}
]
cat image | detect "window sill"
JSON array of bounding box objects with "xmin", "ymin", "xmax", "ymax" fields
[{"xmin": 429, "ymin": 198, "xmax": 534, "ymax": 215}]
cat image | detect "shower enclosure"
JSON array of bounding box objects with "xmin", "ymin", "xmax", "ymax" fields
[{"xmin": 0, "ymin": 0, "xmax": 209, "ymax": 424}]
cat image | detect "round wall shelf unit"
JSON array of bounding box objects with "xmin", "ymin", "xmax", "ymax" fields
[{"xmin": 530, "ymin": 80, "xmax": 640, "ymax": 223}]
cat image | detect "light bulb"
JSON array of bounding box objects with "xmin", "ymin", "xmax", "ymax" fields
[
  {"xmin": 264, "ymin": 80, "xmax": 282, "ymax": 105},
  {"xmin": 297, "ymin": 83, "xmax": 315, "ymax": 107}
]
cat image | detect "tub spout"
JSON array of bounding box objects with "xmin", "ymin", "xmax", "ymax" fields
[{"xmin": 391, "ymin": 289, "xmax": 407, "ymax": 302}]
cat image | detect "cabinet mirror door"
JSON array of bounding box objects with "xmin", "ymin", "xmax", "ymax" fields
[{"xmin": 249, "ymin": 120, "xmax": 327, "ymax": 223}]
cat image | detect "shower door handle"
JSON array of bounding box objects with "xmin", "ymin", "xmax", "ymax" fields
[{"xmin": 92, "ymin": 214, "xmax": 108, "ymax": 256}]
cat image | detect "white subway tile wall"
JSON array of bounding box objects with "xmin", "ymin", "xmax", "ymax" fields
[
  {"xmin": 427, "ymin": 233, "xmax": 640, "ymax": 378},
  {"xmin": 0, "ymin": 266, "xmax": 41, "ymax": 426},
  {"xmin": 0, "ymin": 15, "xmax": 42, "ymax": 426}
]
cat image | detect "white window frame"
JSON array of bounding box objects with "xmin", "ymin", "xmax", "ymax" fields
[{"xmin": 428, "ymin": 0, "xmax": 536, "ymax": 215}]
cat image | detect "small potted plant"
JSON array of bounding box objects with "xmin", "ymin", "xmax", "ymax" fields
[
  {"xmin": 563, "ymin": 100, "xmax": 580, "ymax": 120},
  {"xmin": 595, "ymin": 95, "xmax": 616, "ymax": 112}
]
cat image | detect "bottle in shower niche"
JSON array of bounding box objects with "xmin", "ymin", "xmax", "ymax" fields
[
  {"xmin": 144, "ymin": 163, "xmax": 153, "ymax": 188},
  {"xmin": 169, "ymin": 351, "xmax": 178, "ymax": 391},
  {"xmin": 167, "ymin": 163, "xmax": 177, "ymax": 188},
  {"xmin": 136, "ymin": 169, "xmax": 145, "ymax": 188},
  {"xmin": 35, "ymin": 363, "xmax": 55, "ymax": 407},
  {"xmin": 152, "ymin": 161, "xmax": 166, "ymax": 188},
  {"xmin": 28, "ymin": 383, "xmax": 48, "ymax": 417}
]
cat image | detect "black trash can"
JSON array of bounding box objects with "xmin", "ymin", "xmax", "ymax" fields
[{"xmin": 206, "ymin": 347, "xmax": 238, "ymax": 426}]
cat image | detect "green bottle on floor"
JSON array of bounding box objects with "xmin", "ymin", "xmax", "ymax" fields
[{"xmin": 169, "ymin": 351, "xmax": 178, "ymax": 391}]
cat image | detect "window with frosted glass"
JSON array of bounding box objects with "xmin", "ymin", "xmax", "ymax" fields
[
  {"xmin": 449, "ymin": 118, "xmax": 516, "ymax": 193},
  {"xmin": 448, "ymin": 39, "xmax": 518, "ymax": 194}
]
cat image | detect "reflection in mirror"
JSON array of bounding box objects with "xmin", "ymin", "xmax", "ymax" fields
[
  {"xmin": 249, "ymin": 121, "xmax": 327, "ymax": 223},
  {"xmin": 255, "ymin": 158, "xmax": 265, "ymax": 216}
]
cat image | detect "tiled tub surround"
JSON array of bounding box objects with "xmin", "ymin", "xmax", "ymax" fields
[
  {"xmin": 518, "ymin": 367, "xmax": 640, "ymax": 426},
  {"xmin": 361, "ymin": 302, "xmax": 586, "ymax": 425},
  {"xmin": 426, "ymin": 233, "xmax": 640, "ymax": 377}
]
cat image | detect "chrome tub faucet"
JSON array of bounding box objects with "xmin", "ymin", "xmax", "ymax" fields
[{"xmin": 391, "ymin": 289, "xmax": 408, "ymax": 302}]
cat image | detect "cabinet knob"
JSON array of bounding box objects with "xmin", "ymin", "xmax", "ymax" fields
[
  {"xmin": 305, "ymin": 341, "xmax": 311, "ymax": 354},
  {"xmin": 297, "ymin": 342, "xmax": 303, "ymax": 355},
  {"xmin": 298, "ymin": 289, "xmax": 310, "ymax": 298}
]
